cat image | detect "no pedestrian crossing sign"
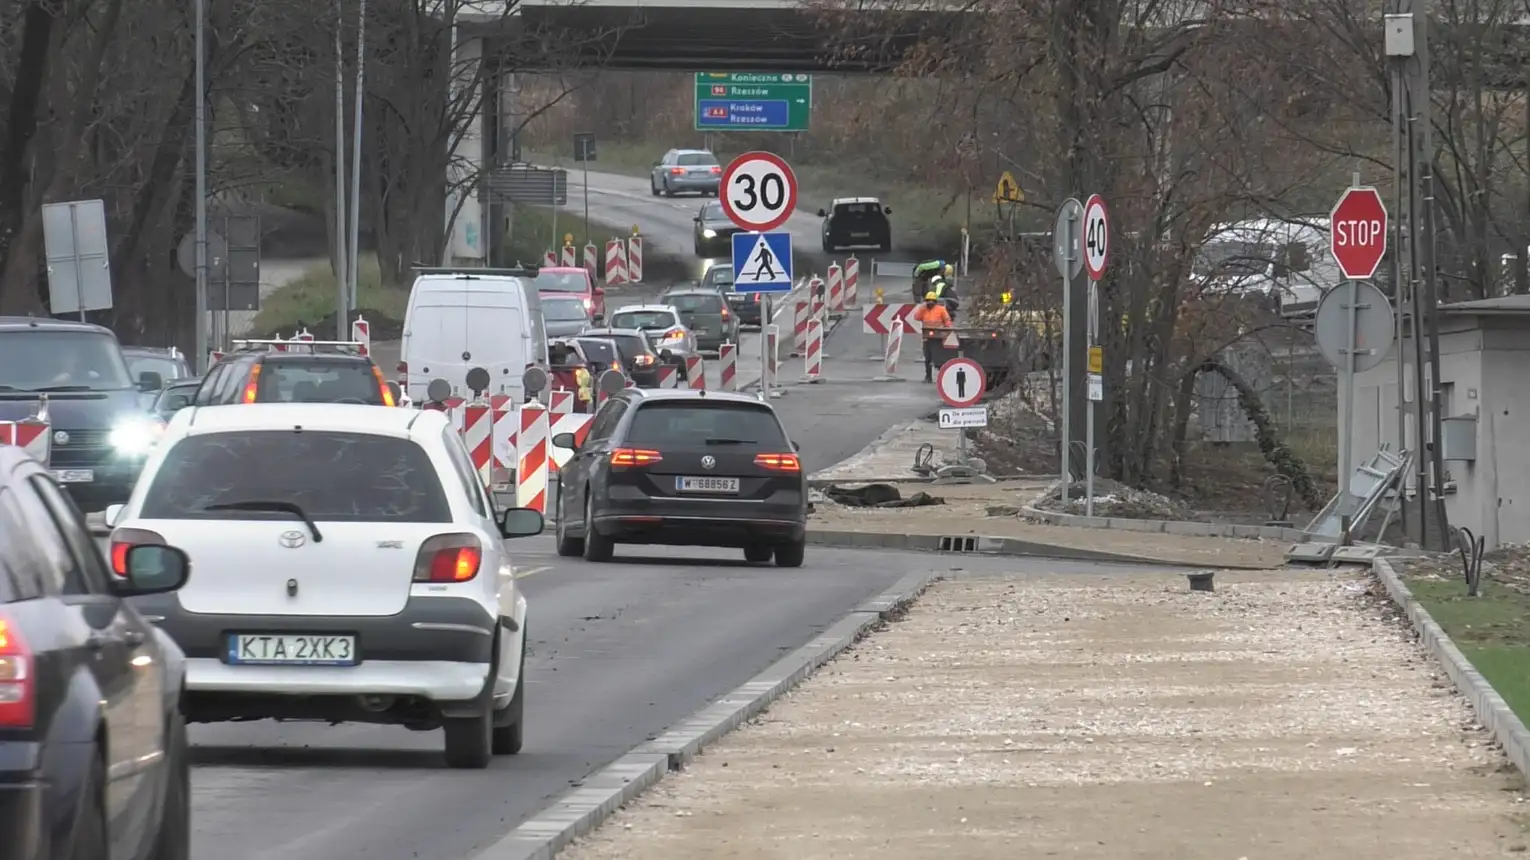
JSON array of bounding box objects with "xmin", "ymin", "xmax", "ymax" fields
[
  {"xmin": 732, "ymin": 231, "xmax": 794, "ymax": 293},
  {"xmin": 936, "ymin": 357, "xmax": 985, "ymax": 408}
]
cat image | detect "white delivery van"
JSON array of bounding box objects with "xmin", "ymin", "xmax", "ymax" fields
[{"xmin": 400, "ymin": 268, "xmax": 550, "ymax": 404}]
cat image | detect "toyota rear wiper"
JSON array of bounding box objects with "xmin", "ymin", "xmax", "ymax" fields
[
  {"xmin": 705, "ymin": 438, "xmax": 757, "ymax": 445},
  {"xmin": 31, "ymin": 384, "xmax": 93, "ymax": 392},
  {"xmin": 203, "ymin": 499, "xmax": 324, "ymax": 542}
]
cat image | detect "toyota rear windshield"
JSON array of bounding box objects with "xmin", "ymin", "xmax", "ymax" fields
[
  {"xmin": 0, "ymin": 330, "xmax": 134, "ymax": 393},
  {"xmin": 626, "ymin": 402, "xmax": 789, "ymax": 448},
  {"xmin": 138, "ymin": 431, "xmax": 451, "ymax": 522},
  {"xmin": 256, "ymin": 359, "xmax": 385, "ymax": 404}
]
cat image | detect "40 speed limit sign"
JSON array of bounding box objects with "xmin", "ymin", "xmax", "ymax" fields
[
  {"xmin": 1082, "ymin": 194, "xmax": 1110, "ymax": 281},
  {"xmin": 720, "ymin": 151, "xmax": 799, "ymax": 232}
]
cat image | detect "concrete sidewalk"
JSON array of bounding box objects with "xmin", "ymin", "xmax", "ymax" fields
[{"xmin": 558, "ymin": 571, "xmax": 1524, "ymax": 860}]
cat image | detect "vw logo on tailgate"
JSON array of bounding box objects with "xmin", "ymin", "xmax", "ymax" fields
[
  {"xmin": 700, "ymin": 455, "xmax": 716, "ymax": 470},
  {"xmin": 278, "ymin": 530, "xmax": 307, "ymax": 549}
]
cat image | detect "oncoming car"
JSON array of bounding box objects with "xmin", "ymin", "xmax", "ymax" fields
[
  {"xmin": 104, "ymin": 404, "xmax": 546, "ymax": 769},
  {"xmin": 819, "ymin": 197, "xmax": 892, "ymax": 253},
  {"xmin": 552, "ymin": 389, "xmax": 807, "ymax": 567}
]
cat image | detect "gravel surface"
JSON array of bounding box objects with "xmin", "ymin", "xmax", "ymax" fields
[{"xmin": 560, "ymin": 572, "xmax": 1526, "ymax": 860}]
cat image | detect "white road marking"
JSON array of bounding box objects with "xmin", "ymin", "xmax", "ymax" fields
[{"xmin": 515, "ymin": 565, "xmax": 552, "ymax": 580}]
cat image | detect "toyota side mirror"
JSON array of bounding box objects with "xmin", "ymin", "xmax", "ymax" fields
[
  {"xmin": 103, "ymin": 504, "xmax": 124, "ymax": 527},
  {"xmin": 499, "ymin": 507, "xmax": 544, "ymax": 539},
  {"xmin": 112, "ymin": 544, "xmax": 191, "ymax": 597}
]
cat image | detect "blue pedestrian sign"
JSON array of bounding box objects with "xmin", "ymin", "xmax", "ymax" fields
[{"xmin": 731, "ymin": 231, "xmax": 793, "ymax": 293}]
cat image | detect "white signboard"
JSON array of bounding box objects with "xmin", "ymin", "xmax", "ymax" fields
[
  {"xmin": 1087, "ymin": 372, "xmax": 1103, "ymax": 402},
  {"xmin": 938, "ymin": 406, "xmax": 989, "ymax": 429}
]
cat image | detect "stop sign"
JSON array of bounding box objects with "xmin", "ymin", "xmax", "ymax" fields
[{"xmin": 1329, "ymin": 187, "xmax": 1388, "ymax": 280}]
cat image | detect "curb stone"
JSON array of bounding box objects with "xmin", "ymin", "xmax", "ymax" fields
[
  {"xmin": 1019, "ymin": 503, "xmax": 1310, "ymax": 543},
  {"xmin": 1372, "ymin": 558, "xmax": 1530, "ymax": 779},
  {"xmin": 805, "ymin": 527, "xmax": 1274, "ymax": 569},
  {"xmin": 472, "ymin": 571, "xmax": 936, "ymax": 860}
]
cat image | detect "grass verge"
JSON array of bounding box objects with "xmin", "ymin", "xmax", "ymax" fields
[
  {"xmin": 525, "ymin": 141, "xmax": 986, "ymax": 255},
  {"xmin": 249, "ymin": 253, "xmax": 409, "ymax": 339},
  {"xmin": 1406, "ymin": 575, "xmax": 1530, "ymax": 726}
]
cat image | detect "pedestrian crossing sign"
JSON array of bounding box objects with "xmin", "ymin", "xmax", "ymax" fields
[{"xmin": 732, "ymin": 231, "xmax": 794, "ymax": 293}]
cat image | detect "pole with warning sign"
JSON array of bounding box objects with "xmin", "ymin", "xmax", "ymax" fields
[
  {"xmin": 1082, "ymin": 195, "xmax": 1110, "ymax": 518},
  {"xmin": 993, "ymin": 171, "xmax": 1023, "ymax": 237}
]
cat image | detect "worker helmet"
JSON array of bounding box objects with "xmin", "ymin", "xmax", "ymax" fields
[
  {"xmin": 943, "ymin": 264, "xmax": 954, "ymax": 278},
  {"xmin": 924, "ymin": 291, "xmax": 939, "ymax": 301}
]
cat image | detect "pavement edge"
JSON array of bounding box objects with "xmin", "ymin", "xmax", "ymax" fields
[
  {"xmin": 1372, "ymin": 557, "xmax": 1530, "ymax": 778},
  {"xmin": 472, "ymin": 570, "xmax": 938, "ymax": 860},
  {"xmin": 804, "ymin": 528, "xmax": 1263, "ymax": 569}
]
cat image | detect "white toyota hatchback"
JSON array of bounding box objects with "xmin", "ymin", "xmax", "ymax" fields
[{"xmin": 103, "ymin": 403, "xmax": 544, "ymax": 768}]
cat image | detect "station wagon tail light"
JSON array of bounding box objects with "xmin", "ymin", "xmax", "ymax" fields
[
  {"xmin": 709, "ymin": 165, "xmax": 721, "ymax": 175},
  {"xmin": 241, "ymin": 364, "xmax": 263, "ymax": 403},
  {"xmin": 0, "ymin": 616, "xmax": 33, "ymax": 729},
  {"xmin": 414, "ymin": 533, "xmax": 483, "ymax": 583},
  {"xmin": 610, "ymin": 448, "xmax": 662, "ymax": 468},
  {"xmin": 110, "ymin": 528, "xmax": 166, "ymax": 578},
  {"xmin": 754, "ymin": 453, "xmax": 801, "ymax": 472},
  {"xmin": 371, "ymin": 365, "xmax": 396, "ymax": 406},
  {"xmin": 670, "ymin": 167, "xmax": 686, "ymax": 175}
]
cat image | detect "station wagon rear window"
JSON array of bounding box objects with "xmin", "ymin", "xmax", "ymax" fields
[
  {"xmin": 139, "ymin": 431, "xmax": 452, "ymax": 522},
  {"xmin": 256, "ymin": 360, "xmax": 385, "ymax": 405},
  {"xmin": 626, "ymin": 402, "xmax": 789, "ymax": 448},
  {"xmin": 666, "ymin": 294, "xmax": 725, "ymax": 314},
  {"xmin": 677, "ymin": 153, "xmax": 717, "ymax": 166}
]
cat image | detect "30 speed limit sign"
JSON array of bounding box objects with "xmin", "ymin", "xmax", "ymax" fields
[
  {"xmin": 1082, "ymin": 194, "xmax": 1110, "ymax": 281},
  {"xmin": 720, "ymin": 151, "xmax": 798, "ymax": 232}
]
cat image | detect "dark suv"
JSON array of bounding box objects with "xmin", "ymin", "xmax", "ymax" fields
[
  {"xmin": 819, "ymin": 197, "xmax": 892, "ymax": 253},
  {"xmin": 550, "ymin": 388, "xmax": 807, "ymax": 566},
  {"xmin": 194, "ymin": 345, "xmax": 394, "ymax": 406},
  {"xmin": 0, "ymin": 319, "xmax": 166, "ymax": 512}
]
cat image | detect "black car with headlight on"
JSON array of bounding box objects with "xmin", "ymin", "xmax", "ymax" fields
[{"xmin": 0, "ymin": 319, "xmax": 166, "ymax": 512}]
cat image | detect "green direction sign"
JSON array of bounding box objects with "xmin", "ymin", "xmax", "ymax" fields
[{"xmin": 694, "ymin": 72, "xmax": 812, "ymax": 133}]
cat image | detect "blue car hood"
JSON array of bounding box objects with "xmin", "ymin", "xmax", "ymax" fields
[{"xmin": 0, "ymin": 390, "xmax": 144, "ymax": 429}]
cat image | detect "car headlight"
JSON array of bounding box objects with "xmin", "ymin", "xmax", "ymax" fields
[
  {"xmin": 109, "ymin": 418, "xmax": 164, "ymax": 455},
  {"xmin": 702, "ymin": 229, "xmax": 717, "ymax": 239}
]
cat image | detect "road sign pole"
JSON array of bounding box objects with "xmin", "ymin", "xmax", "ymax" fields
[
  {"xmin": 1061, "ymin": 262, "xmax": 1072, "ymax": 502},
  {"xmin": 1052, "ymin": 199, "xmax": 1083, "ymax": 505},
  {"xmin": 1085, "ymin": 278, "xmax": 1096, "ymax": 518},
  {"xmin": 1339, "ymin": 277, "xmax": 1360, "ymax": 546}
]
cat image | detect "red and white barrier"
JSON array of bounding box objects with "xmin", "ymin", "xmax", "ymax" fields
[
  {"xmin": 209, "ymin": 350, "xmax": 225, "ymax": 364},
  {"xmin": 0, "ymin": 418, "xmax": 51, "ymax": 464},
  {"xmin": 560, "ymin": 245, "xmax": 576, "ymax": 267},
  {"xmin": 490, "ymin": 393, "xmax": 514, "ymax": 410},
  {"xmin": 790, "ymin": 301, "xmax": 810, "ymax": 356},
  {"xmin": 543, "ymin": 249, "xmax": 557, "ymax": 267},
  {"xmin": 549, "ymin": 389, "xmax": 575, "ymax": 414},
  {"xmin": 462, "ymin": 401, "xmax": 494, "ymax": 487},
  {"xmin": 491, "ymin": 400, "xmax": 518, "ymax": 486},
  {"xmin": 657, "ymin": 364, "xmax": 678, "ymax": 387},
  {"xmin": 516, "ymin": 403, "xmax": 550, "ymax": 513},
  {"xmin": 844, "ymin": 256, "xmax": 860, "ymax": 307},
  {"xmin": 863, "ymin": 304, "xmax": 922, "ymax": 335},
  {"xmin": 582, "ymin": 242, "xmax": 598, "ymax": 276},
  {"xmin": 876, "ymin": 319, "xmax": 905, "ymax": 381},
  {"xmin": 685, "ymin": 355, "xmax": 705, "ymax": 390},
  {"xmin": 800, "ymin": 319, "xmax": 823, "ymax": 383},
  {"xmin": 627, "ymin": 235, "xmax": 643, "ymax": 283},
  {"xmin": 604, "ymin": 239, "xmax": 629, "ymax": 286},
  {"xmin": 827, "ymin": 264, "xmax": 844, "ymax": 312},
  {"xmin": 351, "ymin": 316, "xmax": 371, "ymax": 357},
  {"xmin": 548, "ymin": 413, "xmax": 594, "ymax": 471},
  {"xmin": 717, "ymin": 343, "xmax": 737, "ymax": 391}
]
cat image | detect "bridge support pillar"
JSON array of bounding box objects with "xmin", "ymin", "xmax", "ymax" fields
[{"xmin": 444, "ymin": 34, "xmax": 488, "ymax": 267}]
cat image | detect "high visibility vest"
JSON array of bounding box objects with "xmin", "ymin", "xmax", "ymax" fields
[{"xmin": 575, "ymin": 367, "xmax": 593, "ymax": 402}]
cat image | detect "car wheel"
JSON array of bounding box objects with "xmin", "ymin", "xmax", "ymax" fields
[
  {"xmin": 146, "ymin": 709, "xmax": 191, "ymax": 860},
  {"xmin": 492, "ymin": 630, "xmax": 526, "ymax": 755},
  {"xmin": 650, "ymin": 177, "xmax": 660, "ymax": 197},
  {"xmin": 68, "ymin": 751, "xmax": 108, "ymax": 860},
  {"xmin": 774, "ymin": 540, "xmax": 806, "ymax": 568},
  {"xmin": 661, "ymin": 181, "xmax": 674, "ymax": 198},
  {"xmin": 582, "ymin": 492, "xmax": 615, "ymax": 562},
  {"xmin": 694, "ymin": 242, "xmax": 705, "ymax": 258},
  {"xmin": 744, "ymin": 545, "xmax": 772, "ymax": 563},
  {"xmin": 443, "ymin": 698, "xmax": 493, "ymax": 768},
  {"xmin": 821, "ymin": 238, "xmax": 832, "ymax": 254},
  {"xmin": 554, "ymin": 488, "xmax": 583, "ymax": 557}
]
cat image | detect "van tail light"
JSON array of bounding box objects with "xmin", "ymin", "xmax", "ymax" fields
[
  {"xmin": 110, "ymin": 528, "xmax": 167, "ymax": 578},
  {"xmin": 413, "ymin": 533, "xmax": 483, "ymax": 583},
  {"xmin": 670, "ymin": 167, "xmax": 685, "ymax": 175},
  {"xmin": 241, "ymin": 364, "xmax": 263, "ymax": 404},
  {"xmin": 0, "ymin": 615, "xmax": 34, "ymax": 729},
  {"xmin": 398, "ymin": 361, "xmax": 409, "ymax": 374},
  {"xmin": 610, "ymin": 448, "xmax": 662, "ymax": 469},
  {"xmin": 754, "ymin": 453, "xmax": 801, "ymax": 472},
  {"xmin": 371, "ymin": 365, "xmax": 395, "ymax": 406}
]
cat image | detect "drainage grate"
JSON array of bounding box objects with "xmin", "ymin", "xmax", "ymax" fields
[{"xmin": 938, "ymin": 535, "xmax": 979, "ymax": 553}]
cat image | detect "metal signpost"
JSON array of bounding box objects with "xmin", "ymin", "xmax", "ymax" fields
[
  {"xmin": 937, "ymin": 357, "xmax": 986, "ymax": 469},
  {"xmin": 40, "ymin": 199, "xmax": 114, "ymax": 320},
  {"xmin": 694, "ymin": 72, "xmax": 812, "ymax": 133},
  {"xmin": 574, "ymin": 132, "xmax": 596, "ymax": 242},
  {"xmin": 721, "ymin": 152, "xmax": 799, "ymax": 399},
  {"xmin": 1081, "ymin": 195, "xmax": 1110, "ymax": 518},
  {"xmin": 1324, "ymin": 182, "xmax": 1392, "ymax": 545},
  {"xmin": 1051, "ymin": 198, "xmax": 1084, "ymax": 504}
]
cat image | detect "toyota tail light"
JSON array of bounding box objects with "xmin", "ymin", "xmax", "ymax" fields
[
  {"xmin": 110, "ymin": 527, "xmax": 167, "ymax": 578},
  {"xmin": 413, "ymin": 533, "xmax": 483, "ymax": 583},
  {"xmin": 241, "ymin": 364, "xmax": 263, "ymax": 404},
  {"xmin": 0, "ymin": 615, "xmax": 33, "ymax": 729},
  {"xmin": 610, "ymin": 448, "xmax": 662, "ymax": 469},
  {"xmin": 754, "ymin": 453, "xmax": 801, "ymax": 472}
]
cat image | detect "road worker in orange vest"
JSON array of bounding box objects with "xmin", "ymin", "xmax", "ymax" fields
[{"xmin": 912, "ymin": 292, "xmax": 953, "ymax": 383}]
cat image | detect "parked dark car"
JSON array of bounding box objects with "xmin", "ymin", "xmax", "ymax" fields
[
  {"xmin": 0, "ymin": 444, "xmax": 194, "ymax": 859},
  {"xmin": 579, "ymin": 327, "xmax": 674, "ymax": 388},
  {"xmin": 195, "ymin": 345, "xmax": 394, "ymax": 407},
  {"xmin": 819, "ymin": 197, "xmax": 892, "ymax": 253},
  {"xmin": 551, "ymin": 389, "xmax": 807, "ymax": 566},
  {"xmin": 0, "ymin": 319, "xmax": 167, "ymax": 512},
  {"xmin": 692, "ymin": 199, "xmax": 742, "ymax": 258}
]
